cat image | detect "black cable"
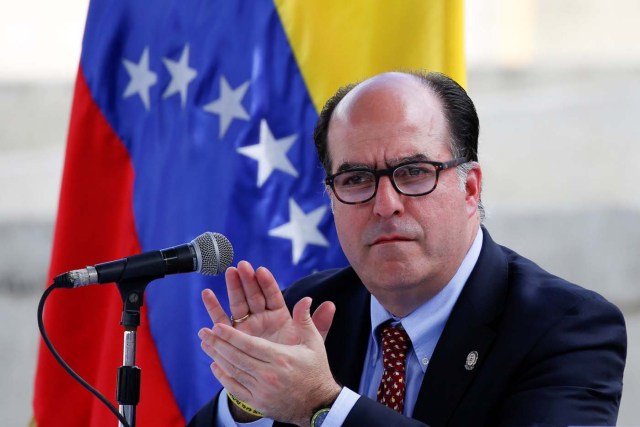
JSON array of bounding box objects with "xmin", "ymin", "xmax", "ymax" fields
[{"xmin": 37, "ymin": 282, "xmax": 132, "ymax": 427}]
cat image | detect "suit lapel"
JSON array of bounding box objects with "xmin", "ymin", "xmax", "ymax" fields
[
  {"xmin": 325, "ymin": 269, "xmax": 372, "ymax": 390},
  {"xmin": 412, "ymin": 228, "xmax": 508, "ymax": 425}
]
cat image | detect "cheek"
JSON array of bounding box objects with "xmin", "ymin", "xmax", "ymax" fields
[
  {"xmin": 332, "ymin": 208, "xmax": 364, "ymax": 254},
  {"xmin": 409, "ymin": 189, "xmax": 464, "ymax": 236}
]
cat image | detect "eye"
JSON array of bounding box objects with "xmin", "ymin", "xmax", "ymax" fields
[
  {"xmin": 396, "ymin": 164, "xmax": 435, "ymax": 178},
  {"xmin": 408, "ymin": 167, "xmax": 426, "ymax": 176},
  {"xmin": 336, "ymin": 171, "xmax": 375, "ymax": 187}
]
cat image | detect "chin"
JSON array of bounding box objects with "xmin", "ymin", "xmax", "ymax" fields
[{"xmin": 362, "ymin": 263, "xmax": 422, "ymax": 291}]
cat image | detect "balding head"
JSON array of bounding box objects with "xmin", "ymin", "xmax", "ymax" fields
[
  {"xmin": 313, "ymin": 71, "xmax": 479, "ymax": 174},
  {"xmin": 331, "ymin": 72, "xmax": 442, "ymax": 139}
]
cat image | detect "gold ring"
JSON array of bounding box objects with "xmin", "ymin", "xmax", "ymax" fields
[{"xmin": 230, "ymin": 313, "xmax": 250, "ymax": 325}]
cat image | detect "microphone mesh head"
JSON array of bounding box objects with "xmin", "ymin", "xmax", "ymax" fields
[{"xmin": 192, "ymin": 232, "xmax": 234, "ymax": 275}]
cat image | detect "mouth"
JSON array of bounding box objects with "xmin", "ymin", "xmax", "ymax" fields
[{"xmin": 370, "ymin": 235, "xmax": 413, "ymax": 246}]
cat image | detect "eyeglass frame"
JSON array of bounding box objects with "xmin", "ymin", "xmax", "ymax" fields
[{"xmin": 324, "ymin": 157, "xmax": 469, "ymax": 205}]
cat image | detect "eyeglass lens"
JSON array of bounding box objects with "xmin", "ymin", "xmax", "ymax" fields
[{"xmin": 333, "ymin": 163, "xmax": 438, "ymax": 203}]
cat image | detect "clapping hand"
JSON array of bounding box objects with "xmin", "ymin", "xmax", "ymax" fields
[{"xmin": 198, "ymin": 261, "xmax": 341, "ymax": 426}]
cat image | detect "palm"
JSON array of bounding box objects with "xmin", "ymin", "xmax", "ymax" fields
[{"xmin": 202, "ymin": 262, "xmax": 332, "ymax": 349}]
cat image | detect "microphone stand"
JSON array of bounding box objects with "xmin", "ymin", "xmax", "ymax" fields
[{"xmin": 115, "ymin": 277, "xmax": 151, "ymax": 427}]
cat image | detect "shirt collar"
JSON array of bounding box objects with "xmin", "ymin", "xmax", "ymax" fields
[{"xmin": 369, "ymin": 227, "xmax": 483, "ymax": 372}]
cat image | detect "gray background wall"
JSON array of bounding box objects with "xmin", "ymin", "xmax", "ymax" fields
[{"xmin": 1, "ymin": 0, "xmax": 639, "ymax": 425}]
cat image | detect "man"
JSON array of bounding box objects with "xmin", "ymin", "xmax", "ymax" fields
[{"xmin": 190, "ymin": 71, "xmax": 627, "ymax": 426}]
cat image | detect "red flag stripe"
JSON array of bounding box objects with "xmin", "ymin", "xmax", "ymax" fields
[{"xmin": 33, "ymin": 67, "xmax": 184, "ymax": 426}]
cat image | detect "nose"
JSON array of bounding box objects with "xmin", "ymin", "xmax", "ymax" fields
[{"xmin": 372, "ymin": 176, "xmax": 404, "ymax": 218}]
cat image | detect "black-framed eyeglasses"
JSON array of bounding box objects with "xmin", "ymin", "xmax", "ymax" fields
[{"xmin": 325, "ymin": 157, "xmax": 468, "ymax": 205}]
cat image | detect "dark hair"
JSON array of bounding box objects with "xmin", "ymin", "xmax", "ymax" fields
[
  {"xmin": 312, "ymin": 83, "xmax": 356, "ymax": 173},
  {"xmin": 312, "ymin": 71, "xmax": 479, "ymax": 173}
]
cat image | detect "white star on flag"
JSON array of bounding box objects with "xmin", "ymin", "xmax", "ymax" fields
[
  {"xmin": 237, "ymin": 119, "xmax": 298, "ymax": 187},
  {"xmin": 122, "ymin": 47, "xmax": 158, "ymax": 110},
  {"xmin": 162, "ymin": 44, "xmax": 197, "ymax": 108},
  {"xmin": 269, "ymin": 198, "xmax": 329, "ymax": 265},
  {"xmin": 203, "ymin": 75, "xmax": 250, "ymax": 138}
]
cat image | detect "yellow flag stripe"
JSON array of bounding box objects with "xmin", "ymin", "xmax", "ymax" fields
[{"xmin": 274, "ymin": 0, "xmax": 465, "ymax": 114}]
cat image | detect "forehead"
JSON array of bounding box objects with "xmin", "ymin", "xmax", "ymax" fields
[{"xmin": 327, "ymin": 74, "xmax": 450, "ymax": 170}]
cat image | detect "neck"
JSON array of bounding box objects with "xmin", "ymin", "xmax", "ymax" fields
[
  {"xmin": 376, "ymin": 283, "xmax": 446, "ymax": 317},
  {"xmin": 379, "ymin": 291, "xmax": 438, "ymax": 318}
]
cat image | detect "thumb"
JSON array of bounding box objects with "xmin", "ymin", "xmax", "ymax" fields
[
  {"xmin": 293, "ymin": 298, "xmax": 336, "ymax": 347},
  {"xmin": 311, "ymin": 301, "xmax": 336, "ymax": 342},
  {"xmin": 292, "ymin": 297, "xmax": 314, "ymax": 327}
]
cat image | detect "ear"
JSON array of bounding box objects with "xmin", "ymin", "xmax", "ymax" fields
[{"xmin": 464, "ymin": 163, "xmax": 482, "ymax": 218}]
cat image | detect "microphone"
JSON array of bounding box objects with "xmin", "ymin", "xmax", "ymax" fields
[{"xmin": 54, "ymin": 232, "xmax": 233, "ymax": 288}]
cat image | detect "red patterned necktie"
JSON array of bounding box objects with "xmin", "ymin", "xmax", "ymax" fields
[{"xmin": 376, "ymin": 323, "xmax": 411, "ymax": 413}]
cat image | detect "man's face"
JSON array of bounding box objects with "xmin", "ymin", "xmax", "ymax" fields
[{"xmin": 326, "ymin": 73, "xmax": 480, "ymax": 315}]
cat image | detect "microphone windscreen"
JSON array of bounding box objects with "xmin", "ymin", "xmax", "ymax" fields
[{"xmin": 193, "ymin": 232, "xmax": 234, "ymax": 275}]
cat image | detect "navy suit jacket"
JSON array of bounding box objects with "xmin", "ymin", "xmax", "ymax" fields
[{"xmin": 189, "ymin": 228, "xmax": 627, "ymax": 426}]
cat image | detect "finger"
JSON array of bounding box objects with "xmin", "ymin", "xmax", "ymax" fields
[
  {"xmin": 255, "ymin": 266, "xmax": 287, "ymax": 311},
  {"xmin": 206, "ymin": 341, "xmax": 260, "ymax": 393},
  {"xmin": 292, "ymin": 298, "xmax": 326, "ymax": 346},
  {"xmin": 213, "ymin": 323, "xmax": 274, "ymax": 364},
  {"xmin": 226, "ymin": 266, "xmax": 250, "ymax": 320},
  {"xmin": 199, "ymin": 328, "xmax": 261, "ymax": 391},
  {"xmin": 237, "ymin": 261, "xmax": 267, "ymax": 315},
  {"xmin": 209, "ymin": 362, "xmax": 253, "ymax": 402},
  {"xmin": 311, "ymin": 301, "xmax": 336, "ymax": 342},
  {"xmin": 292, "ymin": 297, "xmax": 313, "ymax": 325},
  {"xmin": 201, "ymin": 289, "xmax": 231, "ymax": 327},
  {"xmin": 198, "ymin": 328, "xmax": 218, "ymax": 360}
]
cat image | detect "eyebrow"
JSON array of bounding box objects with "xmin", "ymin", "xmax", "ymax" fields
[{"xmin": 335, "ymin": 153, "xmax": 432, "ymax": 173}]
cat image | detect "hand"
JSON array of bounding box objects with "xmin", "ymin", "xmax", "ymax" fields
[
  {"xmin": 200, "ymin": 260, "xmax": 335, "ymax": 346},
  {"xmin": 198, "ymin": 261, "xmax": 340, "ymax": 425},
  {"xmin": 200, "ymin": 296, "xmax": 342, "ymax": 426}
]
